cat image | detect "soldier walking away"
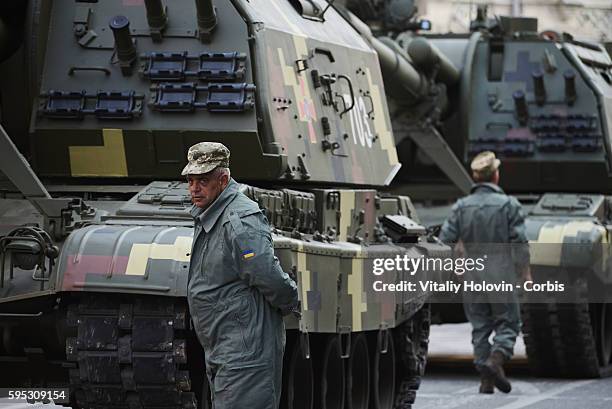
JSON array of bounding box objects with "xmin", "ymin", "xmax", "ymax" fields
[
  {"xmin": 439, "ymin": 151, "xmax": 531, "ymax": 394},
  {"xmin": 183, "ymin": 142, "xmax": 299, "ymax": 409}
]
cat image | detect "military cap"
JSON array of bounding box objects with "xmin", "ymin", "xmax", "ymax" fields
[
  {"xmin": 470, "ymin": 151, "xmax": 500, "ymax": 176},
  {"xmin": 181, "ymin": 142, "xmax": 230, "ymax": 176}
]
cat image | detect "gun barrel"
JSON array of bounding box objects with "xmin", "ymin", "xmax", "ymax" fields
[
  {"xmin": 375, "ymin": 36, "xmax": 429, "ymax": 104},
  {"xmin": 344, "ymin": 10, "xmax": 460, "ymax": 106},
  {"xmin": 406, "ymin": 37, "xmax": 460, "ymax": 85}
]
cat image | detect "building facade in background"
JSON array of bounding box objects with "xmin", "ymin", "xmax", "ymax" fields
[{"xmin": 416, "ymin": 0, "xmax": 611, "ymax": 41}]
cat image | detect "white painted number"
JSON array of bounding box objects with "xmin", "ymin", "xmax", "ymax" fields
[{"xmin": 346, "ymin": 94, "xmax": 373, "ymax": 148}]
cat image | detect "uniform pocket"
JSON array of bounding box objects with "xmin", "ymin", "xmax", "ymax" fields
[
  {"xmin": 234, "ymin": 292, "xmax": 263, "ymax": 360},
  {"xmin": 214, "ymin": 362, "xmax": 274, "ymax": 409}
]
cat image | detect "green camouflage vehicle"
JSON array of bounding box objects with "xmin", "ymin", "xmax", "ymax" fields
[
  {"xmin": 0, "ymin": 1, "xmax": 448, "ymax": 409},
  {"xmin": 345, "ymin": 0, "xmax": 612, "ymax": 378}
]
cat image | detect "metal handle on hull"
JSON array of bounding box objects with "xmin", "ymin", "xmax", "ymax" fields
[{"xmin": 68, "ymin": 66, "xmax": 111, "ymax": 76}]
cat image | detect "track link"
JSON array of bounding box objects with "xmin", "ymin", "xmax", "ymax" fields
[
  {"xmin": 522, "ymin": 277, "xmax": 612, "ymax": 378},
  {"xmin": 394, "ymin": 304, "xmax": 430, "ymax": 409},
  {"xmin": 65, "ymin": 295, "xmax": 196, "ymax": 409}
]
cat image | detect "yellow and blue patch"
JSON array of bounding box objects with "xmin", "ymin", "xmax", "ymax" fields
[{"xmin": 242, "ymin": 249, "xmax": 255, "ymax": 260}]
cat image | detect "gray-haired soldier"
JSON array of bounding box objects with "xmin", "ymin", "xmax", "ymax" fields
[
  {"xmin": 183, "ymin": 142, "xmax": 299, "ymax": 408},
  {"xmin": 440, "ymin": 151, "xmax": 531, "ymax": 394}
]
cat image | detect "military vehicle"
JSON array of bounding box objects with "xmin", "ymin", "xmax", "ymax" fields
[
  {"xmin": 0, "ymin": 1, "xmax": 450, "ymax": 409},
  {"xmin": 344, "ymin": 0, "xmax": 612, "ymax": 378}
]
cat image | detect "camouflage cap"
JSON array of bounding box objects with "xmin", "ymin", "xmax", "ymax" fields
[
  {"xmin": 470, "ymin": 151, "xmax": 500, "ymax": 177},
  {"xmin": 181, "ymin": 142, "xmax": 230, "ymax": 176}
]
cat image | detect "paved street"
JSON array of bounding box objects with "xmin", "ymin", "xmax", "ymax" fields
[
  {"xmin": 428, "ymin": 322, "xmax": 527, "ymax": 358},
  {"xmin": 413, "ymin": 372, "xmax": 612, "ymax": 409},
  {"xmin": 416, "ymin": 323, "xmax": 612, "ymax": 409}
]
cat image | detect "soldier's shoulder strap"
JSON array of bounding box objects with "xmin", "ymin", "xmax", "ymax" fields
[{"xmin": 224, "ymin": 200, "xmax": 264, "ymax": 235}]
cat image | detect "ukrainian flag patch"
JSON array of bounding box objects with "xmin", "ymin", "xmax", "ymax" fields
[{"xmin": 242, "ymin": 250, "xmax": 255, "ymax": 260}]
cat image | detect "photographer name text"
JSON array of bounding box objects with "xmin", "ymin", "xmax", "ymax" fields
[{"xmin": 372, "ymin": 280, "xmax": 565, "ymax": 293}]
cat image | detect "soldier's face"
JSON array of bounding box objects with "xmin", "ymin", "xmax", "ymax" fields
[{"xmin": 187, "ymin": 172, "xmax": 228, "ymax": 209}]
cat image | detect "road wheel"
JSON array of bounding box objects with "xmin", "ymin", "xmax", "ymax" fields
[
  {"xmin": 282, "ymin": 333, "xmax": 314, "ymax": 409},
  {"xmin": 346, "ymin": 333, "xmax": 370, "ymax": 409},
  {"xmin": 522, "ymin": 274, "xmax": 612, "ymax": 377},
  {"xmin": 314, "ymin": 335, "xmax": 345, "ymax": 409},
  {"xmin": 369, "ymin": 329, "xmax": 396, "ymax": 409},
  {"xmin": 593, "ymin": 303, "xmax": 612, "ymax": 367}
]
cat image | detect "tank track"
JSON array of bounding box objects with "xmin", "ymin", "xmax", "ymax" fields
[
  {"xmin": 65, "ymin": 295, "xmax": 197, "ymax": 409},
  {"xmin": 394, "ymin": 304, "xmax": 430, "ymax": 409},
  {"xmin": 521, "ymin": 278, "xmax": 612, "ymax": 378}
]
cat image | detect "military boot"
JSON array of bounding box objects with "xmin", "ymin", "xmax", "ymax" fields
[
  {"xmin": 482, "ymin": 351, "xmax": 511, "ymax": 393},
  {"xmin": 479, "ymin": 373, "xmax": 495, "ymax": 394}
]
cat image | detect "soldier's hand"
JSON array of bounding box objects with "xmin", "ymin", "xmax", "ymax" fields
[
  {"xmin": 289, "ymin": 266, "xmax": 298, "ymax": 283},
  {"xmin": 453, "ymin": 240, "xmax": 466, "ymax": 258},
  {"xmin": 290, "ymin": 301, "xmax": 302, "ymax": 320},
  {"xmin": 282, "ymin": 301, "xmax": 302, "ymax": 320},
  {"xmin": 295, "ymin": 300, "xmax": 303, "ymax": 318}
]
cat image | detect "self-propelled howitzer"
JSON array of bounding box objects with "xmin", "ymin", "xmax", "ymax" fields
[
  {"xmin": 0, "ymin": 1, "xmax": 448, "ymax": 408},
  {"xmin": 350, "ymin": 1, "xmax": 612, "ymax": 379},
  {"xmin": 412, "ymin": 13, "xmax": 612, "ymax": 379}
]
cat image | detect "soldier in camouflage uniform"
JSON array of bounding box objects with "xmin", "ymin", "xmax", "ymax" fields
[
  {"xmin": 183, "ymin": 142, "xmax": 299, "ymax": 409},
  {"xmin": 440, "ymin": 151, "xmax": 531, "ymax": 394}
]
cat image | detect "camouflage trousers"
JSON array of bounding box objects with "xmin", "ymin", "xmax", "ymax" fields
[{"xmin": 463, "ymin": 298, "xmax": 521, "ymax": 367}]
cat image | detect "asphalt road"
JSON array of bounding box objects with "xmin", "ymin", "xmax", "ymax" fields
[
  {"xmin": 413, "ymin": 373, "xmax": 612, "ymax": 409},
  {"xmin": 416, "ymin": 323, "xmax": 612, "ymax": 409},
  {"xmin": 1, "ymin": 323, "xmax": 610, "ymax": 409}
]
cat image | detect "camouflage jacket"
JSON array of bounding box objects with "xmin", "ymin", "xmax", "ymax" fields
[
  {"xmin": 439, "ymin": 183, "xmax": 530, "ymax": 274},
  {"xmin": 187, "ymin": 178, "xmax": 298, "ymax": 367}
]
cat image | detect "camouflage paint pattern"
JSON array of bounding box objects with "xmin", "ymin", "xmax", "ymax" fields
[
  {"xmin": 459, "ymin": 31, "xmax": 612, "ymax": 193},
  {"xmin": 55, "ymin": 226, "xmax": 429, "ymax": 333},
  {"xmin": 525, "ymin": 194, "xmax": 612, "ymax": 283},
  {"xmin": 32, "ymin": 0, "xmax": 258, "ymax": 179},
  {"xmin": 232, "ymin": 0, "xmax": 400, "ymax": 185},
  {"xmin": 56, "ymin": 224, "xmax": 193, "ymax": 296},
  {"xmin": 42, "ymin": 181, "xmax": 436, "ymax": 334},
  {"xmin": 28, "ymin": 0, "xmax": 400, "ymax": 186},
  {"xmin": 0, "ymin": 180, "xmax": 441, "ymax": 335}
]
